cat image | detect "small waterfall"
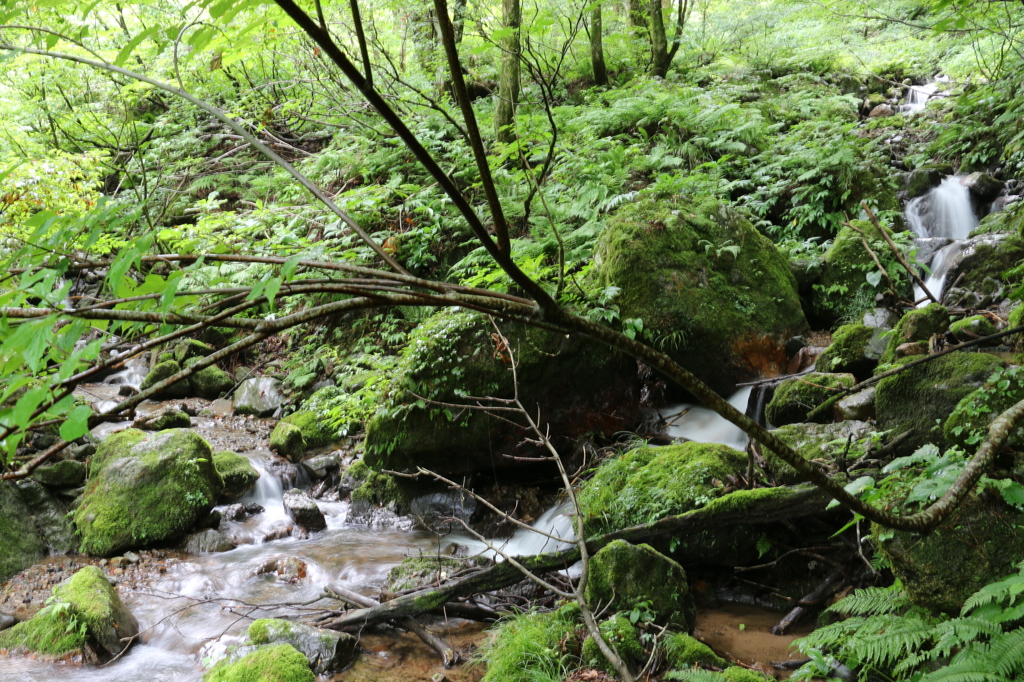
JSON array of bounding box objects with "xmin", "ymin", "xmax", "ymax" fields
[
  {"xmin": 661, "ymin": 386, "xmax": 753, "ymax": 451},
  {"xmin": 906, "ymin": 176, "xmax": 979, "ymax": 306},
  {"xmin": 103, "ymin": 355, "xmax": 149, "ymax": 390},
  {"xmin": 898, "ymin": 82, "xmax": 938, "ymax": 114}
]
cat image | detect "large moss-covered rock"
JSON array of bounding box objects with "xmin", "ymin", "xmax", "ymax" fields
[
  {"xmin": 75, "ymin": 429, "xmax": 224, "ymax": 556},
  {"xmin": 812, "ymin": 220, "xmax": 911, "ymax": 327},
  {"xmin": 479, "ymin": 604, "xmax": 583, "ymax": 682},
  {"xmin": 876, "ymin": 352, "xmax": 1005, "ymax": 454},
  {"xmin": 942, "ymin": 232, "xmax": 1024, "ymax": 310},
  {"xmin": 768, "ymin": 420, "xmax": 875, "ymax": 484},
  {"xmin": 247, "ymin": 619, "xmax": 358, "ymax": 675},
  {"xmin": 139, "ymin": 360, "xmax": 190, "ymax": 399},
  {"xmin": 663, "ymin": 632, "xmax": 726, "ymax": 668},
  {"xmin": 204, "ymin": 643, "xmax": 314, "ymax": 682},
  {"xmin": 0, "ymin": 565, "xmax": 138, "ymax": 658},
  {"xmin": 190, "ymin": 364, "xmax": 235, "ymax": 400},
  {"xmin": 382, "ymin": 555, "xmax": 467, "ymax": 593},
  {"xmin": 270, "ymin": 422, "xmax": 306, "ymax": 462},
  {"xmin": 175, "ymin": 339, "xmax": 215, "ymax": 365},
  {"xmin": 213, "ymin": 451, "xmax": 260, "ymax": 501},
  {"xmin": 764, "ymin": 372, "xmax": 855, "ymax": 426},
  {"xmin": 878, "ymin": 304, "xmax": 950, "ymax": 365},
  {"xmin": 364, "ymin": 308, "xmax": 640, "ymax": 476},
  {"xmin": 948, "ymin": 315, "xmax": 997, "ymax": 342},
  {"xmin": 586, "ymin": 540, "xmax": 695, "ymax": 630},
  {"xmin": 594, "ymin": 194, "xmax": 807, "ymax": 394},
  {"xmin": 875, "ymin": 495, "xmax": 1024, "ymax": 613},
  {"xmin": 943, "ymin": 366, "xmax": 1024, "ymax": 451},
  {"xmin": 580, "ymin": 613, "xmax": 644, "ymax": 673},
  {"xmin": 0, "ymin": 480, "xmax": 46, "ymax": 583},
  {"xmin": 279, "ymin": 411, "xmax": 336, "ymax": 449},
  {"xmin": 815, "ymin": 323, "xmax": 887, "ymax": 380}
]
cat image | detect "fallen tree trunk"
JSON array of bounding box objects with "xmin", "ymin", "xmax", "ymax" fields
[{"xmin": 322, "ymin": 484, "xmax": 830, "ymax": 630}]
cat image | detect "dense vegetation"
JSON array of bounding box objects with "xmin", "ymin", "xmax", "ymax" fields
[{"xmin": 2, "ymin": 0, "xmax": 1024, "ymax": 680}]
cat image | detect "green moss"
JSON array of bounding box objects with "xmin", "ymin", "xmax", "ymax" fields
[
  {"xmin": 269, "ymin": 422, "xmax": 305, "ymax": 462},
  {"xmin": 383, "ymin": 556, "xmax": 466, "ymax": 592},
  {"xmin": 175, "ymin": 339, "xmax": 215, "ymax": 365},
  {"xmin": 203, "ymin": 643, "xmax": 314, "ymax": 682},
  {"xmin": 581, "ymin": 614, "xmax": 644, "ymax": 673},
  {"xmin": 478, "ymin": 605, "xmax": 583, "ymax": 682},
  {"xmin": 944, "ymin": 365, "xmax": 1024, "ymax": 451},
  {"xmin": 876, "ymin": 352, "xmax": 1005, "ymax": 454},
  {"xmin": 190, "ymin": 364, "xmax": 234, "ymax": 399},
  {"xmin": 139, "ymin": 360, "xmax": 190, "ymax": 399},
  {"xmin": 723, "ymin": 666, "xmax": 770, "ymax": 682},
  {"xmin": 948, "ymin": 315, "xmax": 997, "ymax": 342},
  {"xmin": 577, "ymin": 442, "xmax": 747, "ymax": 534},
  {"xmin": 595, "ymin": 194, "xmax": 806, "ymax": 394},
  {"xmin": 75, "ymin": 429, "xmax": 224, "ymax": 556},
  {"xmin": 350, "ymin": 470, "xmax": 410, "ymax": 509},
  {"xmin": 815, "ymin": 323, "xmax": 884, "ymax": 380},
  {"xmin": 53, "ymin": 565, "xmax": 137, "ymax": 655},
  {"xmin": 151, "ymin": 409, "xmax": 191, "ymax": 430},
  {"xmin": 663, "ymin": 632, "xmax": 726, "ymax": 668},
  {"xmin": 878, "ymin": 304, "xmax": 949, "ymax": 366},
  {"xmin": 31, "ymin": 459, "xmax": 87, "ymax": 488},
  {"xmin": 0, "ymin": 481, "xmax": 47, "ymax": 582},
  {"xmin": 213, "ymin": 451, "xmax": 260, "ymax": 500},
  {"xmin": 764, "ymin": 372, "xmax": 855, "ymax": 426},
  {"xmin": 768, "ymin": 421, "xmax": 874, "ymax": 484},
  {"xmin": 345, "ymin": 459, "xmax": 370, "ymax": 481},
  {"xmin": 585, "ymin": 540, "xmax": 695, "ymax": 630},
  {"xmin": 0, "ymin": 603, "xmax": 88, "ymax": 657},
  {"xmin": 249, "ymin": 619, "xmax": 291, "ymax": 645},
  {"xmin": 280, "ymin": 411, "xmax": 336, "ymax": 449}
]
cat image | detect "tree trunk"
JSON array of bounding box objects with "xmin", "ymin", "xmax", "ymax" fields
[
  {"xmin": 649, "ymin": 0, "xmax": 669, "ymax": 77},
  {"xmin": 494, "ymin": 0, "xmax": 520, "ymax": 144},
  {"xmin": 590, "ymin": 3, "xmax": 608, "ymax": 86},
  {"xmin": 628, "ymin": 0, "xmax": 647, "ymax": 28},
  {"xmin": 452, "ymin": 0, "xmax": 467, "ymax": 44},
  {"xmin": 413, "ymin": 5, "xmax": 438, "ymax": 73}
]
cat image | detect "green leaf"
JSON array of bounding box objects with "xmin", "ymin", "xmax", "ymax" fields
[
  {"xmin": 281, "ymin": 254, "xmax": 302, "ymax": 282},
  {"xmin": 60, "ymin": 405, "xmax": 93, "ymax": 442},
  {"xmin": 114, "ymin": 27, "xmax": 161, "ymax": 67}
]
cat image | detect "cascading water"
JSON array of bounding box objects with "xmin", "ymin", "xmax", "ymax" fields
[
  {"xmin": 905, "ymin": 176, "xmax": 979, "ymax": 306},
  {"xmin": 898, "ymin": 83, "xmax": 938, "ymax": 114},
  {"xmin": 660, "ymin": 386, "xmax": 754, "ymax": 451}
]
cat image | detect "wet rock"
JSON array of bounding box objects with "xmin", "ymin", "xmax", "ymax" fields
[
  {"xmin": 255, "ymin": 556, "xmax": 308, "ymax": 583},
  {"xmin": 302, "ymin": 453, "xmax": 342, "ymax": 479},
  {"xmin": 183, "ymin": 529, "xmax": 237, "ymax": 554},
  {"xmin": 203, "ymin": 643, "xmax": 314, "ymax": 682},
  {"xmin": 0, "ymin": 613, "xmax": 17, "ymax": 631},
  {"xmin": 764, "ymin": 372, "xmax": 856, "ymax": 426},
  {"xmin": 139, "ymin": 360, "xmax": 190, "ymax": 399},
  {"xmin": 282, "ymin": 489, "xmax": 326, "ymax": 531},
  {"xmin": 189, "ymin": 364, "xmax": 235, "ymax": 400},
  {"xmin": 234, "ymin": 367, "xmax": 255, "ymax": 383},
  {"xmin": 409, "ymin": 490, "xmax": 476, "ymax": 533},
  {"xmin": 876, "ymin": 351, "xmax": 1004, "ymax": 454},
  {"xmin": 117, "ymin": 384, "xmax": 138, "ymax": 397},
  {"xmin": 949, "ymin": 314, "xmax": 998, "ymax": 342},
  {"xmin": 815, "ymin": 323, "xmax": 887, "ymax": 380},
  {"xmin": 75, "ymin": 428, "xmax": 224, "ymax": 556},
  {"xmin": 863, "ymin": 307, "xmax": 900, "ymax": 330},
  {"xmin": 991, "ymin": 195, "xmax": 1019, "ymax": 213},
  {"xmin": 879, "ymin": 304, "xmax": 949, "ymax": 365},
  {"xmin": 261, "ymin": 521, "xmax": 295, "ymax": 543},
  {"xmin": 15, "ymin": 479, "xmax": 77, "ymax": 555},
  {"xmin": 174, "ymin": 339, "xmax": 215, "ymax": 365},
  {"xmin": 942, "ymin": 232, "xmax": 1024, "ymax": 309},
  {"xmin": 0, "ymin": 481, "xmax": 46, "ymax": 583},
  {"xmin": 278, "ymin": 410, "xmax": 337, "ymax": 450},
  {"xmin": 270, "ymin": 422, "xmax": 306, "ymax": 462},
  {"xmin": 586, "ymin": 540, "xmax": 695, "ymax": 630},
  {"xmin": 31, "ymin": 459, "xmax": 87, "ymax": 488},
  {"xmin": 233, "ymin": 377, "xmax": 283, "ymax": 417},
  {"xmin": 213, "ymin": 451, "xmax": 260, "ymax": 501},
  {"xmin": 962, "ymin": 171, "xmax": 1003, "ymax": 199},
  {"xmin": 836, "ymin": 387, "xmax": 877, "ymax": 422},
  {"xmin": 222, "ymin": 503, "xmax": 264, "ymax": 521},
  {"xmin": 123, "ymin": 551, "xmax": 140, "ymax": 564},
  {"xmin": 769, "ymin": 420, "xmax": 875, "ymax": 484},
  {"xmin": 869, "ymin": 103, "xmax": 894, "ymax": 117},
  {"xmin": 906, "ymin": 167, "xmax": 941, "ymax": 199},
  {"xmin": 247, "ymin": 619, "xmax": 357, "ymax": 674},
  {"xmin": 134, "ymin": 408, "xmax": 192, "ymax": 431}
]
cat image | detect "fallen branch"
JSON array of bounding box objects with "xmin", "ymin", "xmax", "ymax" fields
[
  {"xmin": 771, "ymin": 567, "xmax": 846, "ymax": 635},
  {"xmin": 860, "ymin": 201, "xmax": 938, "ymax": 304}
]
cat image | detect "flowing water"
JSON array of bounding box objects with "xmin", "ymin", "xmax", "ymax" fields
[
  {"xmin": 659, "ymin": 387, "xmax": 754, "ymax": 451},
  {"xmin": 897, "ymin": 82, "xmax": 939, "ymax": 114},
  {"xmin": 906, "ymin": 175, "xmax": 979, "ymax": 306}
]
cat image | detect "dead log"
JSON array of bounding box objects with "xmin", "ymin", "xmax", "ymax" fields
[
  {"xmin": 321, "ymin": 484, "xmax": 830, "ymax": 630},
  {"xmin": 771, "ymin": 567, "xmax": 846, "ymax": 635}
]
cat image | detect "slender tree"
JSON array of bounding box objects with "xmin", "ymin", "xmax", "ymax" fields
[
  {"xmin": 452, "ymin": 0, "xmax": 467, "ymax": 44},
  {"xmin": 590, "ymin": 1, "xmax": 608, "ymax": 86},
  {"xmin": 649, "ymin": 0, "xmax": 690, "ymax": 78},
  {"xmin": 494, "ymin": 0, "xmax": 520, "ymax": 144}
]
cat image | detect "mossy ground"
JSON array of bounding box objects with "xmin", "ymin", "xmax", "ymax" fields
[
  {"xmin": 75, "ymin": 429, "xmax": 224, "ymax": 556},
  {"xmin": 663, "ymin": 632, "xmax": 726, "ymax": 668},
  {"xmin": 764, "ymin": 372, "xmax": 855, "ymax": 426},
  {"xmin": 203, "ymin": 643, "xmax": 314, "ymax": 682},
  {"xmin": 477, "ymin": 604, "xmax": 583, "ymax": 682},
  {"xmin": 580, "ymin": 613, "xmax": 643, "ymax": 673}
]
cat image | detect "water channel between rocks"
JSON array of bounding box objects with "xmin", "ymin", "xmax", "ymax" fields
[{"xmin": 3, "ymin": 367, "xmax": 805, "ymax": 681}]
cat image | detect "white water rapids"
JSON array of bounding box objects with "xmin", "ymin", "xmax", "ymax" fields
[{"xmin": 906, "ymin": 175, "xmax": 979, "ymax": 307}]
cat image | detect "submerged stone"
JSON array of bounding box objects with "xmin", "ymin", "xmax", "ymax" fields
[
  {"xmin": 75, "ymin": 429, "xmax": 224, "ymax": 556},
  {"xmin": 183, "ymin": 528, "xmax": 237, "ymax": 554}
]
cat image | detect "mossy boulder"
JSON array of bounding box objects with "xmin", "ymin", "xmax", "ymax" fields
[
  {"xmin": 213, "ymin": 451, "xmax": 260, "ymax": 501},
  {"xmin": 479, "ymin": 604, "xmax": 583, "ymax": 682},
  {"xmin": 31, "ymin": 459, "xmax": 87, "ymax": 488},
  {"xmin": 663, "ymin": 632, "xmax": 726, "ymax": 668},
  {"xmin": 15, "ymin": 479, "xmax": 76, "ymax": 555},
  {"xmin": 139, "ymin": 360, "xmax": 190, "ymax": 399},
  {"xmin": 75, "ymin": 429, "xmax": 224, "ymax": 556},
  {"xmin": 144, "ymin": 409, "xmax": 191, "ymax": 430},
  {"xmin": 577, "ymin": 443, "xmax": 746, "ymax": 535},
  {"xmin": 190, "ymin": 364, "xmax": 235, "ymax": 399},
  {"xmin": 906, "ymin": 167, "xmax": 941, "ymax": 199},
  {"xmin": 764, "ymin": 372, "xmax": 856, "ymax": 426},
  {"xmin": 594, "ymin": 194, "xmax": 807, "ymax": 394},
  {"xmin": 876, "ymin": 352, "xmax": 1005, "ymax": 454},
  {"xmin": 204, "ymin": 643, "xmax": 314, "ymax": 682},
  {"xmin": 948, "ymin": 315, "xmax": 997, "ymax": 342},
  {"xmin": 382, "ymin": 555, "xmax": 467, "ymax": 593},
  {"xmin": 586, "ymin": 540, "xmax": 696, "ymax": 630},
  {"xmin": 812, "ymin": 220, "xmax": 911, "ymax": 327},
  {"xmin": 878, "ymin": 304, "xmax": 950, "ymax": 365},
  {"xmin": 279, "ymin": 410, "xmax": 336, "ymax": 449},
  {"xmin": 365, "ymin": 308, "xmax": 640, "ymax": 476},
  {"xmin": 768, "ymin": 420, "xmax": 875, "ymax": 484},
  {"xmin": 943, "ymin": 366, "xmax": 1024, "ymax": 451},
  {"xmin": 581, "ymin": 613, "xmax": 644, "ymax": 673},
  {"xmin": 0, "ymin": 565, "xmax": 138, "ymax": 658},
  {"xmin": 941, "ymin": 232, "xmax": 1024, "ymax": 310},
  {"xmin": 0, "ymin": 480, "xmax": 46, "ymax": 583},
  {"xmin": 269, "ymin": 422, "xmax": 306, "ymax": 462},
  {"xmin": 174, "ymin": 339, "xmax": 215, "ymax": 365},
  {"xmin": 874, "ymin": 494, "xmax": 1024, "ymax": 613},
  {"xmin": 815, "ymin": 323, "xmax": 887, "ymax": 380},
  {"xmin": 247, "ymin": 619, "xmax": 357, "ymax": 675}
]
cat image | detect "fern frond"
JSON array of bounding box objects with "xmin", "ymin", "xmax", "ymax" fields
[
  {"xmin": 665, "ymin": 669, "xmax": 726, "ymax": 682},
  {"xmin": 826, "ymin": 585, "xmax": 909, "ymax": 617}
]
